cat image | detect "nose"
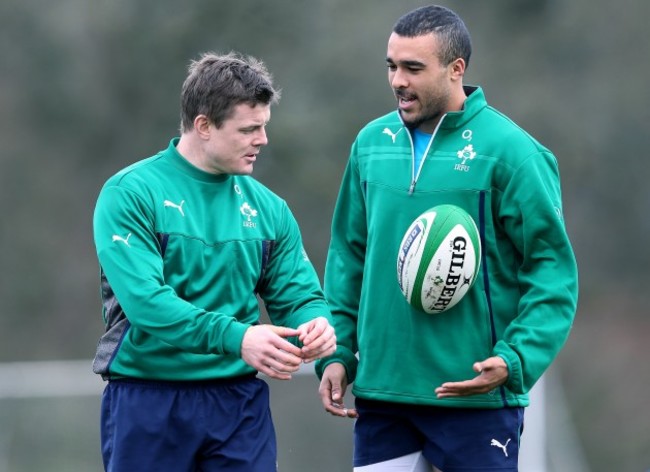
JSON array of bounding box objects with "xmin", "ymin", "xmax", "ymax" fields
[
  {"xmin": 389, "ymin": 67, "xmax": 408, "ymax": 89},
  {"xmin": 253, "ymin": 128, "xmax": 268, "ymax": 147}
]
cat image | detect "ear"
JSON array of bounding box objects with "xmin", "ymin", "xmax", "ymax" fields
[
  {"xmin": 449, "ymin": 58, "xmax": 466, "ymax": 81},
  {"xmin": 194, "ymin": 115, "xmax": 211, "ymax": 140}
]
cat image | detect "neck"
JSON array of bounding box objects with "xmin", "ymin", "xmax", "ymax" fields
[
  {"xmin": 415, "ymin": 84, "xmax": 468, "ymax": 133},
  {"xmin": 449, "ymin": 84, "xmax": 468, "ymax": 112},
  {"xmin": 176, "ymin": 133, "xmax": 206, "ymax": 171}
]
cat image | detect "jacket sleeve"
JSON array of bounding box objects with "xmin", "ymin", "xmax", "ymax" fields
[
  {"xmin": 492, "ymin": 151, "xmax": 579, "ymax": 394},
  {"xmin": 315, "ymin": 142, "xmax": 365, "ymax": 382},
  {"xmin": 257, "ymin": 201, "xmax": 332, "ymax": 331},
  {"xmin": 94, "ymin": 185, "xmax": 249, "ymax": 356}
]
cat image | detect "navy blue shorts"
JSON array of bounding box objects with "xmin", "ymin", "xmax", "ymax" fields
[
  {"xmin": 100, "ymin": 375, "xmax": 277, "ymax": 472},
  {"xmin": 354, "ymin": 398, "xmax": 524, "ymax": 471}
]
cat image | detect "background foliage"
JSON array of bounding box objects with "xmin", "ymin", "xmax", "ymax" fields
[{"xmin": 0, "ymin": 0, "xmax": 648, "ymax": 469}]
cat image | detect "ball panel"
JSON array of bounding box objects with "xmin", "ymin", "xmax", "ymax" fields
[
  {"xmin": 410, "ymin": 208, "xmax": 455, "ymax": 312},
  {"xmin": 396, "ymin": 212, "xmax": 434, "ymax": 307},
  {"xmin": 454, "ymin": 207, "xmax": 482, "ymax": 271},
  {"xmin": 420, "ymin": 223, "xmax": 479, "ymax": 313}
]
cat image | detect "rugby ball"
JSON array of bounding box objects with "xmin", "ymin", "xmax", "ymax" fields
[{"xmin": 397, "ymin": 205, "xmax": 481, "ymax": 314}]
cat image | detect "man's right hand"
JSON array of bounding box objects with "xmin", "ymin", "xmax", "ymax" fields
[
  {"xmin": 241, "ymin": 325, "xmax": 303, "ymax": 380},
  {"xmin": 319, "ymin": 362, "xmax": 358, "ymax": 418}
]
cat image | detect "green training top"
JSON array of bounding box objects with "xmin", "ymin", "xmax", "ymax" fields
[
  {"xmin": 315, "ymin": 86, "xmax": 578, "ymax": 408},
  {"xmin": 93, "ymin": 138, "xmax": 330, "ymax": 381}
]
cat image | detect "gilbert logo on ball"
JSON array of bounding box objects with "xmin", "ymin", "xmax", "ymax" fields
[{"xmin": 397, "ymin": 204, "xmax": 481, "ymax": 314}]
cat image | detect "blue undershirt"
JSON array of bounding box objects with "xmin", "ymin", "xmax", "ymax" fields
[{"xmin": 412, "ymin": 128, "xmax": 432, "ymax": 177}]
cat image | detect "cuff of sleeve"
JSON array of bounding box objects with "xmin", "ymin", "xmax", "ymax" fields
[
  {"xmin": 314, "ymin": 345, "xmax": 358, "ymax": 383},
  {"xmin": 288, "ymin": 301, "xmax": 332, "ymax": 329},
  {"xmin": 492, "ymin": 340, "xmax": 524, "ymax": 394},
  {"xmin": 221, "ymin": 321, "xmax": 250, "ymax": 357}
]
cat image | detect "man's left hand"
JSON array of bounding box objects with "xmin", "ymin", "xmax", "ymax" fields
[
  {"xmin": 297, "ymin": 316, "xmax": 336, "ymax": 363},
  {"xmin": 435, "ymin": 356, "xmax": 508, "ymax": 398}
]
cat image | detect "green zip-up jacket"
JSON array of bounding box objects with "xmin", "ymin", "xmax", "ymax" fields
[
  {"xmin": 93, "ymin": 138, "xmax": 330, "ymax": 381},
  {"xmin": 315, "ymin": 86, "xmax": 578, "ymax": 408}
]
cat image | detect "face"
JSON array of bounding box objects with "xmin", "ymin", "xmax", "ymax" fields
[
  {"xmin": 200, "ymin": 102, "xmax": 271, "ymax": 175},
  {"xmin": 386, "ymin": 32, "xmax": 453, "ymax": 133}
]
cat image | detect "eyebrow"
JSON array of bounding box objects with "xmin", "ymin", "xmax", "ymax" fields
[
  {"xmin": 386, "ymin": 57, "xmax": 426, "ymax": 68},
  {"xmin": 239, "ymin": 120, "xmax": 269, "ymax": 131},
  {"xmin": 240, "ymin": 123, "xmax": 263, "ymax": 130}
]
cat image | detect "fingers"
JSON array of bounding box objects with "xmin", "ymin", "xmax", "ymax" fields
[
  {"xmin": 268, "ymin": 325, "xmax": 302, "ymax": 339},
  {"xmin": 435, "ymin": 378, "xmax": 486, "ymax": 398},
  {"xmin": 298, "ymin": 317, "xmax": 337, "ymax": 362},
  {"xmin": 435, "ymin": 356, "xmax": 509, "ymax": 398},
  {"xmin": 241, "ymin": 320, "xmax": 337, "ymax": 380},
  {"xmin": 301, "ymin": 335, "xmax": 336, "ymax": 363},
  {"xmin": 251, "ymin": 354, "xmax": 302, "ymax": 380},
  {"xmin": 318, "ymin": 363, "xmax": 357, "ymax": 418},
  {"xmin": 266, "ymin": 326, "xmax": 303, "ymax": 357},
  {"xmin": 297, "ymin": 317, "xmax": 328, "ymax": 344},
  {"xmin": 257, "ymin": 352, "xmax": 302, "ymax": 380},
  {"xmin": 330, "ymin": 403, "xmax": 359, "ymax": 418},
  {"xmin": 241, "ymin": 325, "xmax": 303, "ymax": 380}
]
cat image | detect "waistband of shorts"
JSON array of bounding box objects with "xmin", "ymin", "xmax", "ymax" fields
[{"xmin": 107, "ymin": 373, "xmax": 258, "ymax": 389}]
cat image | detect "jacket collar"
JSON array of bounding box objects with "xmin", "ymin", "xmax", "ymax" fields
[{"xmin": 439, "ymin": 85, "xmax": 487, "ymax": 130}]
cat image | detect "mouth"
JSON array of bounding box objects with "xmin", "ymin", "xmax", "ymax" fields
[{"xmin": 395, "ymin": 90, "xmax": 417, "ymax": 110}]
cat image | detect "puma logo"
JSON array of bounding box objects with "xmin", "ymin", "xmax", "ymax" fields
[
  {"xmin": 490, "ymin": 438, "xmax": 511, "ymax": 457},
  {"xmin": 382, "ymin": 127, "xmax": 403, "ymax": 143},
  {"xmin": 112, "ymin": 233, "xmax": 132, "ymax": 247},
  {"xmin": 164, "ymin": 199, "xmax": 185, "ymax": 217}
]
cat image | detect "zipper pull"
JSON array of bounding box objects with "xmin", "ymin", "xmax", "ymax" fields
[{"xmin": 408, "ymin": 181, "xmax": 416, "ymax": 194}]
